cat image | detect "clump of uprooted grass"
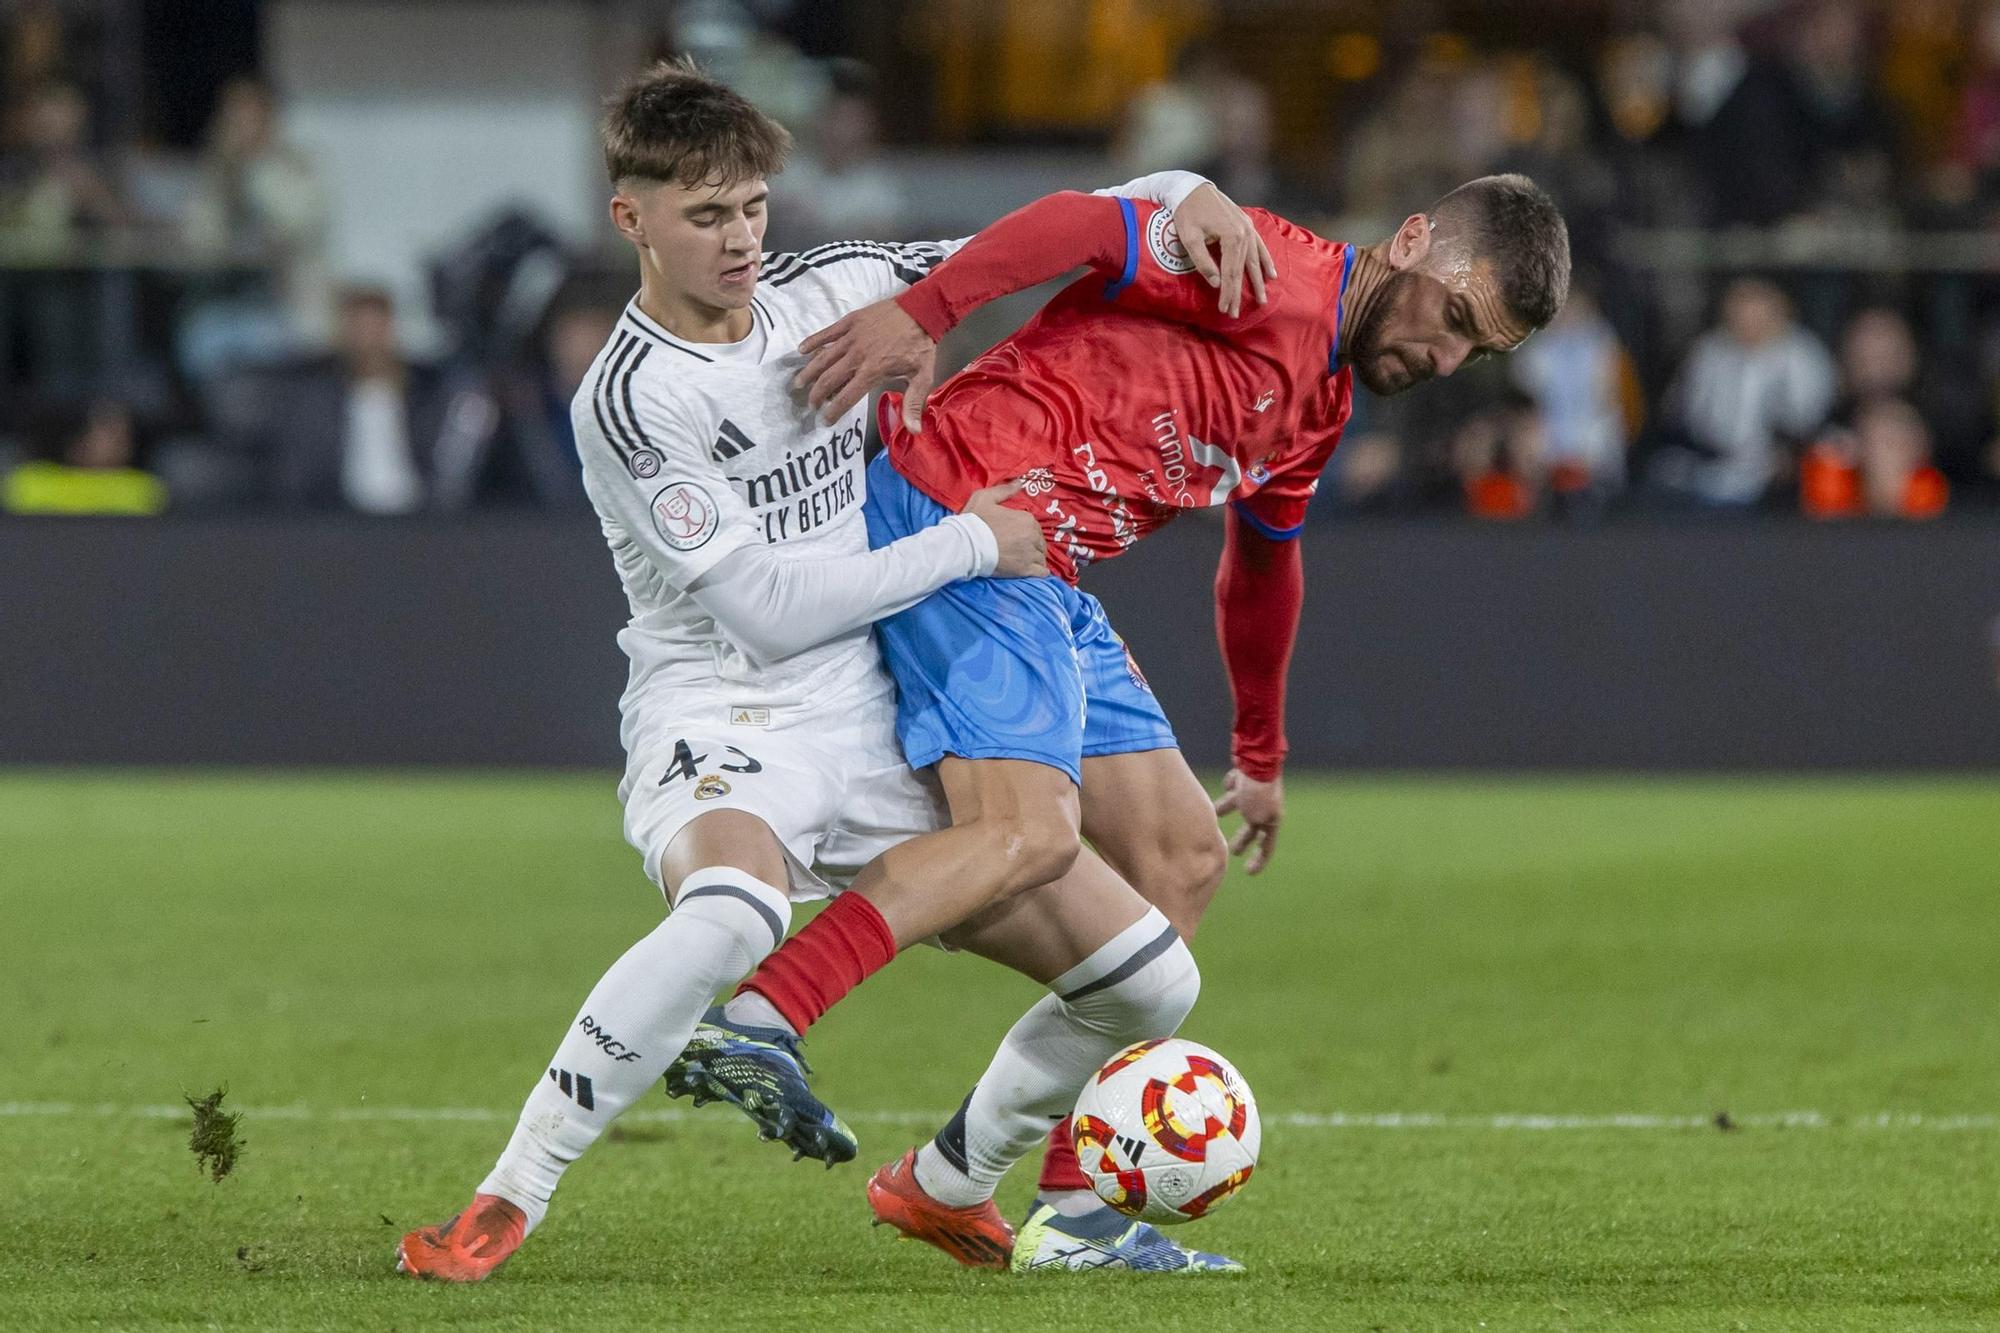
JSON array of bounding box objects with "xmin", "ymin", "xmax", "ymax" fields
[{"xmin": 186, "ymin": 1088, "xmax": 243, "ymax": 1182}]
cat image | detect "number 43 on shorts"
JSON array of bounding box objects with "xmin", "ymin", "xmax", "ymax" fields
[{"xmin": 658, "ymin": 739, "xmax": 763, "ymax": 786}]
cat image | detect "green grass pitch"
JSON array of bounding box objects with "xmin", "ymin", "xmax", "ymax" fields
[{"xmin": 3, "ymin": 771, "xmax": 1997, "ymax": 1331}]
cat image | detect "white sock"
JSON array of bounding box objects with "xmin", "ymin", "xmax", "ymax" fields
[
  {"xmin": 912, "ymin": 909, "xmax": 1199, "ymax": 1208},
  {"xmin": 721, "ymin": 988, "xmax": 796, "ymax": 1036},
  {"xmin": 1040, "ymin": 1189, "xmax": 1103, "ymax": 1217},
  {"xmin": 478, "ymin": 868, "xmax": 790, "ymax": 1231}
]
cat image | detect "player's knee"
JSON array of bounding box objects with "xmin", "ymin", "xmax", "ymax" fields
[
  {"xmin": 1076, "ymin": 934, "xmax": 1201, "ymax": 1042},
  {"xmin": 1145, "ymin": 937, "xmax": 1202, "ymax": 1035},
  {"xmin": 660, "ymin": 810, "xmax": 791, "ymax": 894},
  {"xmin": 1180, "ymin": 826, "xmax": 1229, "ymax": 907},
  {"xmin": 1064, "ymin": 912, "xmax": 1200, "ymax": 1040},
  {"xmin": 984, "ymin": 808, "xmax": 1082, "ymax": 893},
  {"xmin": 670, "ymin": 866, "xmax": 793, "ymax": 969},
  {"xmin": 1133, "ymin": 826, "xmax": 1228, "ymax": 938}
]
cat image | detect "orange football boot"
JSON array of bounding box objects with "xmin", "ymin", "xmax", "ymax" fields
[
  {"xmin": 866, "ymin": 1148, "xmax": 1015, "ymax": 1269},
  {"xmin": 395, "ymin": 1193, "xmax": 528, "ymax": 1282}
]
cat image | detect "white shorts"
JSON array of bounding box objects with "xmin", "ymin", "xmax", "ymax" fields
[{"xmin": 618, "ymin": 665, "xmax": 946, "ymax": 901}]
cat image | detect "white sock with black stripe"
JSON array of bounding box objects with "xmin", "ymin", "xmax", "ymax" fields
[
  {"xmin": 478, "ymin": 867, "xmax": 791, "ymax": 1232},
  {"xmin": 911, "ymin": 908, "xmax": 1200, "ymax": 1208}
]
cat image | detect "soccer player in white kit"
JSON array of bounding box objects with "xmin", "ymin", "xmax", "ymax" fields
[{"xmin": 396, "ymin": 59, "xmax": 1271, "ymax": 1282}]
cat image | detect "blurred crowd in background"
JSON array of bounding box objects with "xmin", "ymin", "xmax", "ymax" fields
[{"xmin": 5, "ymin": 0, "xmax": 2000, "ymax": 521}]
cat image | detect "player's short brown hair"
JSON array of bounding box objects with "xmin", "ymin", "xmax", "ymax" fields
[
  {"xmin": 601, "ymin": 56, "xmax": 792, "ymax": 189},
  {"xmin": 1430, "ymin": 174, "xmax": 1571, "ymax": 330}
]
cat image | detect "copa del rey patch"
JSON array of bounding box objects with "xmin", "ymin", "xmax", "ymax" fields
[
  {"xmin": 651, "ymin": 481, "xmax": 719, "ymax": 552},
  {"xmin": 1148, "ymin": 207, "xmax": 1199, "ymax": 275}
]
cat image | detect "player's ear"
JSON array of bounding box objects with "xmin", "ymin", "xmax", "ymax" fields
[
  {"xmin": 609, "ymin": 193, "xmax": 645, "ymax": 247},
  {"xmin": 1386, "ymin": 213, "xmax": 1431, "ymax": 271}
]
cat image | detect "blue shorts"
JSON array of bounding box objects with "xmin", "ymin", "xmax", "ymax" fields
[{"xmin": 863, "ymin": 452, "xmax": 1177, "ymax": 786}]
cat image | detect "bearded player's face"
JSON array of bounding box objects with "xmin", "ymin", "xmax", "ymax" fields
[{"xmin": 1349, "ymin": 251, "xmax": 1531, "ymax": 397}]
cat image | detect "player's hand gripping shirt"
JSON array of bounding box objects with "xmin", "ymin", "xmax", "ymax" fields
[{"xmin": 890, "ymin": 193, "xmax": 1356, "ymax": 582}]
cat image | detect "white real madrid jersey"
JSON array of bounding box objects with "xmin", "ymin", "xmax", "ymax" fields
[{"xmin": 573, "ymin": 238, "xmax": 960, "ymax": 710}]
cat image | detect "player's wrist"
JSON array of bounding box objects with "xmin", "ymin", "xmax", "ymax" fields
[
  {"xmin": 1157, "ymin": 171, "xmax": 1211, "ymax": 211},
  {"xmin": 1230, "ymin": 751, "xmax": 1285, "ymax": 783},
  {"xmin": 893, "ymin": 287, "xmax": 954, "ymax": 344},
  {"xmin": 942, "ymin": 511, "xmax": 1000, "ymax": 577},
  {"xmin": 1101, "ymin": 170, "xmax": 1211, "ymax": 211}
]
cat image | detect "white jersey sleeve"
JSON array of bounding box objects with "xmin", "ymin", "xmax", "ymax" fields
[
  {"xmin": 573, "ymin": 361, "xmax": 757, "ymax": 591},
  {"xmin": 1095, "ymin": 170, "xmax": 1210, "ymax": 210},
  {"xmin": 685, "ymin": 513, "xmax": 995, "ymax": 668}
]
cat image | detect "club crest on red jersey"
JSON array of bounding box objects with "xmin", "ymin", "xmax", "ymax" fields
[{"xmin": 1147, "ymin": 208, "xmax": 1199, "ymax": 276}]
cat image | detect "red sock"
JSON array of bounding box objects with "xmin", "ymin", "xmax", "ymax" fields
[
  {"xmin": 736, "ymin": 892, "xmax": 897, "ymax": 1034},
  {"xmin": 1039, "ymin": 1118, "xmax": 1092, "ymax": 1192}
]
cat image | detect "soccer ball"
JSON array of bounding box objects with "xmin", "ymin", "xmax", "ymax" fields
[{"xmin": 1071, "ymin": 1038, "xmax": 1260, "ymax": 1226}]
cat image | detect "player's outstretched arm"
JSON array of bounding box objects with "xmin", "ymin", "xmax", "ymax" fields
[
  {"xmin": 796, "ymin": 184, "xmax": 1274, "ymax": 430},
  {"xmin": 684, "ymin": 482, "xmax": 1044, "ymax": 668},
  {"xmin": 788, "ymin": 191, "xmax": 1125, "ymax": 432},
  {"xmin": 828, "ymin": 170, "xmax": 1220, "ymax": 312},
  {"xmin": 1212, "ymin": 503, "xmax": 1304, "ymax": 875}
]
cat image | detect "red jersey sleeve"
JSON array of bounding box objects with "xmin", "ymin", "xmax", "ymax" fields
[
  {"xmin": 895, "ymin": 192, "xmax": 1279, "ymax": 342},
  {"xmin": 1231, "ymin": 444, "xmax": 1332, "ymax": 540},
  {"xmin": 895, "ymin": 191, "xmax": 1128, "ymax": 342},
  {"xmin": 1215, "ymin": 503, "xmax": 1304, "ymax": 780}
]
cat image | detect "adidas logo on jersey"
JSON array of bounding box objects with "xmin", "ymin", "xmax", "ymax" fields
[{"xmin": 712, "ymin": 419, "xmax": 757, "ymax": 461}]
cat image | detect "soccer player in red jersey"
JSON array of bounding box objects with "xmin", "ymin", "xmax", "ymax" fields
[{"xmin": 674, "ymin": 175, "xmax": 1568, "ymax": 1263}]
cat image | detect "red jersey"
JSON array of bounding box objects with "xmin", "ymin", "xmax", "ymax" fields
[{"xmin": 891, "ymin": 193, "xmax": 1355, "ymax": 583}]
